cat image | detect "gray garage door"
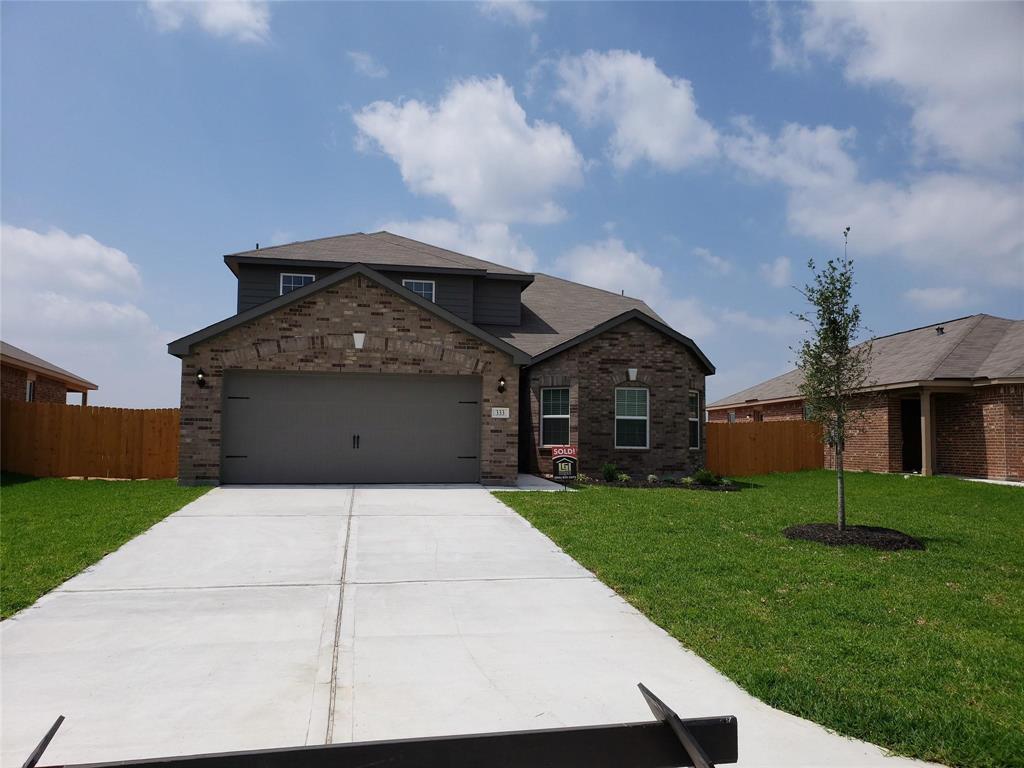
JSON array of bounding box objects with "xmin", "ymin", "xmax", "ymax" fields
[{"xmin": 221, "ymin": 372, "xmax": 482, "ymax": 484}]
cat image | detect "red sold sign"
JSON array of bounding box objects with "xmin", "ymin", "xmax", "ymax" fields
[{"xmin": 551, "ymin": 445, "xmax": 577, "ymax": 459}]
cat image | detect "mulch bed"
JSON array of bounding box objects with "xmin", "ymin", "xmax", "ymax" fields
[{"xmin": 784, "ymin": 523, "xmax": 925, "ymax": 551}]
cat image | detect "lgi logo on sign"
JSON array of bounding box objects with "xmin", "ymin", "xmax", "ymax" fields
[{"xmin": 551, "ymin": 445, "xmax": 578, "ymax": 484}]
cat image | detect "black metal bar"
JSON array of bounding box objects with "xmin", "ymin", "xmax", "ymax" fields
[
  {"xmin": 48, "ymin": 718, "xmax": 736, "ymax": 768},
  {"xmin": 640, "ymin": 683, "xmax": 732, "ymax": 768},
  {"xmin": 22, "ymin": 715, "xmax": 64, "ymax": 768}
]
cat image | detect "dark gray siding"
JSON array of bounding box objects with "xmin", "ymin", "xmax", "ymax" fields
[
  {"xmin": 473, "ymin": 278, "xmax": 522, "ymax": 326},
  {"xmin": 236, "ymin": 264, "xmax": 339, "ymax": 312},
  {"xmin": 384, "ymin": 274, "xmax": 474, "ymax": 322}
]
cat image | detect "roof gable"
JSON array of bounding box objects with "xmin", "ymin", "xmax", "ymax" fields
[{"xmin": 167, "ymin": 264, "xmax": 530, "ymax": 363}]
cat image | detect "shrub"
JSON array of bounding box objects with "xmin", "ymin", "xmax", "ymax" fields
[
  {"xmin": 616, "ymin": 472, "xmax": 632, "ymax": 484},
  {"xmin": 647, "ymin": 474, "xmax": 660, "ymax": 484},
  {"xmin": 679, "ymin": 476, "xmax": 694, "ymax": 486},
  {"xmin": 601, "ymin": 463, "xmax": 619, "ymax": 483},
  {"xmin": 692, "ymin": 468, "xmax": 722, "ymax": 486},
  {"xmin": 576, "ymin": 472, "xmax": 593, "ymax": 484}
]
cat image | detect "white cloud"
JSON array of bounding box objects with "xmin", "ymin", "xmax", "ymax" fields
[
  {"xmin": 724, "ymin": 120, "xmax": 1024, "ymax": 288},
  {"xmin": 756, "ymin": 2, "xmax": 806, "ymax": 70},
  {"xmin": 903, "ymin": 287, "xmax": 968, "ymax": 313},
  {"xmin": 146, "ymin": 1, "xmax": 270, "ymax": 44},
  {"xmin": 798, "ymin": 3, "xmax": 1024, "ymax": 170},
  {"xmin": 554, "ymin": 238, "xmax": 716, "ymax": 339},
  {"xmin": 478, "ymin": 1, "xmax": 545, "ymax": 26},
  {"xmin": 1, "ymin": 224, "xmax": 180, "ymax": 408},
  {"xmin": 556, "ymin": 50, "xmax": 718, "ymax": 172},
  {"xmin": 347, "ymin": 51, "xmax": 388, "ymax": 79},
  {"xmin": 720, "ymin": 309, "xmax": 801, "ymax": 337},
  {"xmin": 353, "ymin": 76, "xmax": 583, "ymax": 224},
  {"xmin": 377, "ymin": 218, "xmax": 537, "ymax": 272},
  {"xmin": 759, "ymin": 256, "xmax": 791, "ymax": 288},
  {"xmin": 693, "ymin": 247, "xmax": 732, "ymax": 275}
]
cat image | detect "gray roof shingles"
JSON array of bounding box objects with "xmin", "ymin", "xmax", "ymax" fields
[
  {"xmin": 709, "ymin": 314, "xmax": 1024, "ymax": 408},
  {"xmin": 0, "ymin": 341, "xmax": 97, "ymax": 390},
  {"xmin": 227, "ymin": 231, "xmax": 531, "ymax": 277}
]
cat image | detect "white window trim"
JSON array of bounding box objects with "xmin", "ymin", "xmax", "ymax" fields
[
  {"xmin": 688, "ymin": 390, "xmax": 701, "ymax": 450},
  {"xmin": 402, "ymin": 279, "xmax": 436, "ymax": 303},
  {"xmin": 540, "ymin": 387, "xmax": 571, "ymax": 447},
  {"xmin": 614, "ymin": 387, "xmax": 650, "ymax": 450},
  {"xmin": 280, "ymin": 273, "xmax": 315, "ymax": 295},
  {"xmin": 25, "ymin": 379, "xmax": 35, "ymax": 402}
]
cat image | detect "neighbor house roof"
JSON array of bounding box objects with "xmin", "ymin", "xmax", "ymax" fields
[
  {"xmin": 0, "ymin": 341, "xmax": 98, "ymax": 392},
  {"xmin": 480, "ymin": 273, "xmax": 714, "ymax": 373},
  {"xmin": 168, "ymin": 263, "xmax": 531, "ymax": 364},
  {"xmin": 708, "ymin": 314, "xmax": 1024, "ymax": 409},
  {"xmin": 225, "ymin": 231, "xmax": 532, "ymax": 279}
]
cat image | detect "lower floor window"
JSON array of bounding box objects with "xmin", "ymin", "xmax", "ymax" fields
[
  {"xmin": 688, "ymin": 390, "xmax": 701, "ymax": 449},
  {"xmin": 541, "ymin": 387, "xmax": 570, "ymax": 446},
  {"xmin": 615, "ymin": 387, "xmax": 649, "ymax": 448}
]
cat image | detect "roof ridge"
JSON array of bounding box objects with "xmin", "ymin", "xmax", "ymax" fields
[
  {"xmin": 372, "ymin": 231, "xmax": 530, "ymax": 275},
  {"xmin": 226, "ymin": 232, "xmax": 368, "ymax": 257},
  {"xmin": 533, "ymin": 271, "xmax": 646, "ymax": 303},
  {"xmin": 924, "ymin": 313, "xmax": 989, "ymax": 379},
  {"xmin": 868, "ymin": 313, "xmax": 993, "ymax": 343}
]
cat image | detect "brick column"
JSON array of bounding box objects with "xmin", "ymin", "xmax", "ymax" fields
[{"xmin": 921, "ymin": 390, "xmax": 934, "ymax": 476}]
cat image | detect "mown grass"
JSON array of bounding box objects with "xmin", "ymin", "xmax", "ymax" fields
[
  {"xmin": 495, "ymin": 471, "xmax": 1023, "ymax": 768},
  {"xmin": 1, "ymin": 473, "xmax": 209, "ymax": 618}
]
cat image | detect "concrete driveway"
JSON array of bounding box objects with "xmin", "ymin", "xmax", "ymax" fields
[{"xmin": 3, "ymin": 485, "xmax": 933, "ymax": 767}]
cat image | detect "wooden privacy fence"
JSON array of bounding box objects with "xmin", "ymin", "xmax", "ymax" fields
[
  {"xmin": 1, "ymin": 401, "xmax": 179, "ymax": 479},
  {"xmin": 706, "ymin": 420, "xmax": 824, "ymax": 477}
]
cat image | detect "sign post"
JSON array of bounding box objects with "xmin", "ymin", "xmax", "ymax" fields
[{"xmin": 551, "ymin": 445, "xmax": 578, "ymax": 489}]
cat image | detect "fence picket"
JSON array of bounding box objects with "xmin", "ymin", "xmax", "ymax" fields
[
  {"xmin": 706, "ymin": 421, "xmax": 824, "ymax": 477},
  {"xmin": 1, "ymin": 401, "xmax": 179, "ymax": 479}
]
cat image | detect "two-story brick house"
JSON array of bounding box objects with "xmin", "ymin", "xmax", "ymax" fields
[{"xmin": 168, "ymin": 231, "xmax": 714, "ymax": 486}]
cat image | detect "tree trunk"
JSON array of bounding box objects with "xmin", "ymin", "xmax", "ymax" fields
[{"xmin": 836, "ymin": 446, "xmax": 846, "ymax": 531}]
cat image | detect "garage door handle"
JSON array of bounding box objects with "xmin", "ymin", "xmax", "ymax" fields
[{"xmin": 353, "ymin": 434, "xmax": 361, "ymax": 449}]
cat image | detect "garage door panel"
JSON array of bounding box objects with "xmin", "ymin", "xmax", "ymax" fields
[{"xmin": 221, "ymin": 372, "xmax": 481, "ymax": 484}]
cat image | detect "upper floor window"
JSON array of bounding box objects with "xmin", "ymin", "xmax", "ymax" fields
[
  {"xmin": 280, "ymin": 273, "xmax": 315, "ymax": 295},
  {"xmin": 615, "ymin": 387, "xmax": 649, "ymax": 449},
  {"xmin": 540, "ymin": 387, "xmax": 570, "ymax": 446},
  {"xmin": 688, "ymin": 390, "xmax": 701, "ymax": 449},
  {"xmin": 402, "ymin": 279, "xmax": 436, "ymax": 303}
]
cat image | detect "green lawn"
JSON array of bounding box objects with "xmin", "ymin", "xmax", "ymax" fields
[
  {"xmin": 496, "ymin": 471, "xmax": 1023, "ymax": 768},
  {"xmin": 1, "ymin": 474, "xmax": 209, "ymax": 618}
]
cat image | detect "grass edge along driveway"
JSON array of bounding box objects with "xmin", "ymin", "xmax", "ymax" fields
[
  {"xmin": 495, "ymin": 471, "xmax": 1023, "ymax": 768},
  {"xmin": 1, "ymin": 474, "xmax": 209, "ymax": 618}
]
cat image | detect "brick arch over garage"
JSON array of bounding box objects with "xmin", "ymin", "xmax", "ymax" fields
[{"xmin": 177, "ymin": 273, "xmax": 519, "ymax": 485}]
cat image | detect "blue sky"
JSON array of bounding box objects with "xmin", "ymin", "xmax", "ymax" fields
[{"xmin": 2, "ymin": 1, "xmax": 1022, "ymax": 407}]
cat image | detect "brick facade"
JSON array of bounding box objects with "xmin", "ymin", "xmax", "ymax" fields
[
  {"xmin": 710, "ymin": 385, "xmax": 1023, "ymax": 480},
  {"xmin": 177, "ymin": 274, "xmax": 519, "ymax": 485},
  {"xmin": 1, "ymin": 364, "xmax": 68, "ymax": 404},
  {"xmin": 935, "ymin": 384, "xmax": 1023, "ymax": 481},
  {"xmin": 522, "ymin": 319, "xmax": 707, "ymax": 478}
]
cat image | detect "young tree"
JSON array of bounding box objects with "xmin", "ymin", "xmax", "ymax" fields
[{"xmin": 793, "ymin": 228, "xmax": 873, "ymax": 531}]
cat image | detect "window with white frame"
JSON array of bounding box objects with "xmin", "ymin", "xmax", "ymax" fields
[
  {"xmin": 25, "ymin": 379, "xmax": 35, "ymax": 402},
  {"xmin": 402, "ymin": 279, "xmax": 435, "ymax": 302},
  {"xmin": 540, "ymin": 387, "xmax": 570, "ymax": 446},
  {"xmin": 727, "ymin": 410, "xmax": 736, "ymax": 424},
  {"xmin": 688, "ymin": 390, "xmax": 701, "ymax": 449},
  {"xmin": 615, "ymin": 387, "xmax": 649, "ymax": 449},
  {"xmin": 280, "ymin": 273, "xmax": 315, "ymax": 295}
]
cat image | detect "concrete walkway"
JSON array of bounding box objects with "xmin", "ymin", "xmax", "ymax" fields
[{"xmin": 2, "ymin": 485, "xmax": 934, "ymax": 767}]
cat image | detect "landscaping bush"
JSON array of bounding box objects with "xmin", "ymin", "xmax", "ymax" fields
[
  {"xmin": 616, "ymin": 472, "xmax": 631, "ymax": 483},
  {"xmin": 692, "ymin": 468, "xmax": 722, "ymax": 486},
  {"xmin": 576, "ymin": 472, "xmax": 593, "ymax": 484},
  {"xmin": 601, "ymin": 463, "xmax": 619, "ymax": 483},
  {"xmin": 646, "ymin": 474, "xmax": 659, "ymax": 484}
]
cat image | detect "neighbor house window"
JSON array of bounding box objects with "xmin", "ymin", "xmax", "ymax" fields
[
  {"xmin": 402, "ymin": 279, "xmax": 436, "ymax": 302},
  {"xmin": 688, "ymin": 390, "xmax": 701, "ymax": 449},
  {"xmin": 615, "ymin": 387, "xmax": 649, "ymax": 449},
  {"xmin": 803, "ymin": 402, "xmax": 813, "ymax": 420},
  {"xmin": 727, "ymin": 410, "xmax": 736, "ymax": 424},
  {"xmin": 540, "ymin": 387, "xmax": 570, "ymax": 446},
  {"xmin": 25, "ymin": 380, "xmax": 35, "ymax": 402},
  {"xmin": 280, "ymin": 273, "xmax": 315, "ymax": 295}
]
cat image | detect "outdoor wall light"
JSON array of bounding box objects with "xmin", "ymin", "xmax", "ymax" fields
[
  {"xmin": 195, "ymin": 368, "xmax": 207, "ymax": 388},
  {"xmin": 352, "ymin": 332, "xmax": 366, "ymax": 350},
  {"xmin": 628, "ymin": 368, "xmax": 638, "ymax": 381},
  {"xmin": 497, "ymin": 376, "xmax": 507, "ymax": 394}
]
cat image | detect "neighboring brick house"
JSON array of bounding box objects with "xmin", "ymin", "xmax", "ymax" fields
[
  {"xmin": 169, "ymin": 232, "xmax": 714, "ymax": 486},
  {"xmin": 1, "ymin": 341, "xmax": 97, "ymax": 405},
  {"xmin": 708, "ymin": 314, "xmax": 1024, "ymax": 482}
]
